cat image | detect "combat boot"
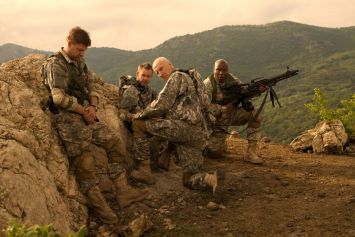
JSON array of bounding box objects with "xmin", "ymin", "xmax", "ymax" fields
[
  {"xmin": 244, "ymin": 140, "xmax": 263, "ymax": 164},
  {"xmin": 87, "ymin": 185, "xmax": 118, "ymax": 225},
  {"xmin": 203, "ymin": 170, "xmax": 225, "ymax": 203},
  {"xmin": 130, "ymin": 160, "xmax": 156, "ymax": 185},
  {"xmin": 114, "ymin": 172, "xmax": 150, "ymax": 208}
]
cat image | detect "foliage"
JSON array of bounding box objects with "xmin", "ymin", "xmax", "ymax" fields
[
  {"xmin": 4, "ymin": 220, "xmax": 87, "ymax": 237},
  {"xmin": 305, "ymin": 88, "xmax": 355, "ymax": 136},
  {"xmin": 305, "ymin": 88, "xmax": 335, "ymax": 120}
]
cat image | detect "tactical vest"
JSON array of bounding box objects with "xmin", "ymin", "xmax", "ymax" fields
[
  {"xmin": 175, "ymin": 68, "xmax": 208, "ymax": 118},
  {"xmin": 207, "ymin": 73, "xmax": 237, "ymax": 103},
  {"xmin": 49, "ymin": 52, "xmax": 89, "ymax": 105},
  {"xmin": 117, "ymin": 75, "xmax": 156, "ymax": 110}
]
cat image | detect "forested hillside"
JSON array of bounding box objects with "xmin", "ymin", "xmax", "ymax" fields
[
  {"xmin": 0, "ymin": 43, "xmax": 51, "ymax": 62},
  {"xmin": 1, "ymin": 21, "xmax": 354, "ymax": 143},
  {"xmin": 85, "ymin": 21, "xmax": 354, "ymax": 143}
]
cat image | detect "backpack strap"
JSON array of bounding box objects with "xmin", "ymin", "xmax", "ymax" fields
[{"xmin": 208, "ymin": 74, "xmax": 218, "ymax": 103}]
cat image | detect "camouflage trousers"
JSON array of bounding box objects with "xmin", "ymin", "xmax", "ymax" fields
[
  {"xmin": 206, "ymin": 106, "xmax": 261, "ymax": 156},
  {"xmin": 55, "ymin": 111, "xmax": 125, "ymax": 193},
  {"xmin": 132, "ymin": 119, "xmax": 211, "ymax": 190}
]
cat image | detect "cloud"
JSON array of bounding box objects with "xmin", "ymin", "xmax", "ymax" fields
[{"xmin": 0, "ymin": 0, "xmax": 354, "ymax": 51}]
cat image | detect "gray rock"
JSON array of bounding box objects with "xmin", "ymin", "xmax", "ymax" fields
[
  {"xmin": 290, "ymin": 120, "xmax": 348, "ymax": 154},
  {"xmin": 121, "ymin": 214, "xmax": 153, "ymax": 237}
]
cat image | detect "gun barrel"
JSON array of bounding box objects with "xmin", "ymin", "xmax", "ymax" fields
[
  {"xmin": 216, "ymin": 68, "xmax": 299, "ymax": 105},
  {"xmin": 267, "ymin": 69, "xmax": 299, "ymax": 85}
]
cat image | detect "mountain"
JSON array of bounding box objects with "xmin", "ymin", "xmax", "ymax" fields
[
  {"xmin": 85, "ymin": 21, "xmax": 354, "ymax": 143},
  {"xmin": 2, "ymin": 21, "xmax": 354, "ymax": 143},
  {"xmin": 87, "ymin": 21, "xmax": 355, "ymax": 83},
  {"xmin": 0, "ymin": 43, "xmax": 52, "ymax": 63}
]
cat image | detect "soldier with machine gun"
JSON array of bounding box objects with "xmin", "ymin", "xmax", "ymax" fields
[{"xmin": 204, "ymin": 59, "xmax": 298, "ymax": 164}]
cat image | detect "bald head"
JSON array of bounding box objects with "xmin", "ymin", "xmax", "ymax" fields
[
  {"xmin": 214, "ymin": 59, "xmax": 229, "ymax": 83},
  {"xmin": 152, "ymin": 57, "xmax": 174, "ymax": 81},
  {"xmin": 214, "ymin": 59, "xmax": 228, "ymax": 69}
]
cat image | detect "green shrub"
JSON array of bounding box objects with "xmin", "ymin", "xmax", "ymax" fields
[
  {"xmin": 305, "ymin": 88, "xmax": 355, "ymax": 136},
  {"xmin": 4, "ymin": 221, "xmax": 87, "ymax": 237}
]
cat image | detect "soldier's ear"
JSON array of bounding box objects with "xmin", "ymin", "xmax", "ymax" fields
[{"xmin": 67, "ymin": 40, "xmax": 72, "ymax": 48}]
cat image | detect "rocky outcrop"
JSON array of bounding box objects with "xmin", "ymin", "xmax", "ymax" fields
[
  {"xmin": 290, "ymin": 120, "xmax": 348, "ymax": 154},
  {"xmin": 0, "ymin": 54, "xmax": 130, "ymax": 235}
]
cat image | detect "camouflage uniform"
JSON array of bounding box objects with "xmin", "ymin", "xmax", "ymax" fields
[
  {"xmin": 117, "ymin": 78, "xmax": 164, "ymax": 168},
  {"xmin": 204, "ymin": 73, "xmax": 261, "ymax": 156},
  {"xmin": 132, "ymin": 69, "xmax": 214, "ymax": 190},
  {"xmin": 42, "ymin": 49, "xmax": 125, "ymax": 193},
  {"xmin": 118, "ymin": 78, "xmax": 157, "ymax": 123}
]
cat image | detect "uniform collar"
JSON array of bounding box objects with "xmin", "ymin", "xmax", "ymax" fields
[
  {"xmin": 60, "ymin": 47, "xmax": 74, "ymax": 63},
  {"xmin": 59, "ymin": 47, "xmax": 86, "ymax": 66}
]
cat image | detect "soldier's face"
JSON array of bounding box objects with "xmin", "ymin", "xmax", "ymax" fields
[
  {"xmin": 153, "ymin": 61, "xmax": 172, "ymax": 81},
  {"xmin": 67, "ymin": 41, "xmax": 87, "ymax": 60},
  {"xmin": 136, "ymin": 68, "xmax": 153, "ymax": 86},
  {"xmin": 214, "ymin": 62, "xmax": 228, "ymax": 83}
]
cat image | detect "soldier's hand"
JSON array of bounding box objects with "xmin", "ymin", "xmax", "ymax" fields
[
  {"xmin": 83, "ymin": 108, "xmax": 97, "ymax": 124},
  {"xmin": 131, "ymin": 112, "xmax": 142, "ymax": 120},
  {"xmin": 259, "ymin": 85, "xmax": 268, "ymax": 93},
  {"xmin": 226, "ymin": 102, "xmax": 235, "ymax": 113},
  {"xmin": 86, "ymin": 106, "xmax": 97, "ymax": 116}
]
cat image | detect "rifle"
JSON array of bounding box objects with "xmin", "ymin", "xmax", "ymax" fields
[{"xmin": 215, "ymin": 67, "xmax": 299, "ymax": 109}]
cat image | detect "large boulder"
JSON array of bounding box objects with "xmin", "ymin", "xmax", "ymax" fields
[
  {"xmin": 290, "ymin": 120, "xmax": 348, "ymax": 153},
  {"xmin": 0, "ymin": 54, "xmax": 130, "ymax": 235}
]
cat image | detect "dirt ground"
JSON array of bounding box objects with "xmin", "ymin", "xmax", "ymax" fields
[{"xmin": 127, "ymin": 137, "xmax": 355, "ymax": 237}]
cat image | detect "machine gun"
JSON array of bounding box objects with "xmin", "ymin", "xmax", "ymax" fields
[{"xmin": 215, "ymin": 67, "xmax": 299, "ymax": 109}]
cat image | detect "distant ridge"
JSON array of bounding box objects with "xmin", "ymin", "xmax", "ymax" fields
[{"xmin": 0, "ymin": 43, "xmax": 52, "ymax": 63}]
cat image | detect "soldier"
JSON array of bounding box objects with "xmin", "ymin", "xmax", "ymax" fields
[
  {"xmin": 41, "ymin": 27, "xmax": 148, "ymax": 224},
  {"xmin": 117, "ymin": 63, "xmax": 157, "ymax": 184},
  {"xmin": 131, "ymin": 57, "xmax": 225, "ymax": 203},
  {"xmin": 204, "ymin": 59, "xmax": 267, "ymax": 164}
]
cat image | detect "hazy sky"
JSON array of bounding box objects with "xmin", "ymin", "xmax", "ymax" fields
[{"xmin": 1, "ymin": 0, "xmax": 355, "ymax": 51}]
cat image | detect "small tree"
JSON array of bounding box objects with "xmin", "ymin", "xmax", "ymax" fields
[{"xmin": 305, "ymin": 88, "xmax": 355, "ymax": 137}]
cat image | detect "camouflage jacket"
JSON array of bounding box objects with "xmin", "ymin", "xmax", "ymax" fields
[
  {"xmin": 204, "ymin": 73, "xmax": 242, "ymax": 103},
  {"xmin": 204, "ymin": 73, "xmax": 245, "ymax": 120},
  {"xmin": 118, "ymin": 79, "xmax": 157, "ymax": 122},
  {"xmin": 139, "ymin": 70, "xmax": 205, "ymax": 126},
  {"xmin": 42, "ymin": 48, "xmax": 99, "ymax": 111}
]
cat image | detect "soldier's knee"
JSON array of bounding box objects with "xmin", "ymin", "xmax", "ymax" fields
[
  {"xmin": 75, "ymin": 152, "xmax": 96, "ymax": 179},
  {"xmin": 248, "ymin": 112, "xmax": 261, "ymax": 128},
  {"xmin": 132, "ymin": 120, "xmax": 148, "ymax": 137},
  {"xmin": 205, "ymin": 131, "xmax": 228, "ymax": 157},
  {"xmin": 107, "ymin": 162, "xmax": 125, "ymax": 179}
]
